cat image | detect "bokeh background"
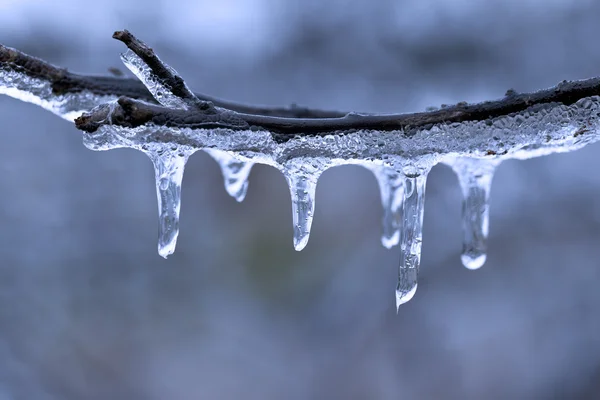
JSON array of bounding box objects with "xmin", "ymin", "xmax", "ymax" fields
[{"xmin": 1, "ymin": 0, "xmax": 600, "ymax": 398}]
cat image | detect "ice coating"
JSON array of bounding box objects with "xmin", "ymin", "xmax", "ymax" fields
[
  {"xmin": 446, "ymin": 158, "xmax": 500, "ymax": 270},
  {"xmin": 0, "ymin": 61, "xmax": 115, "ymax": 121},
  {"xmin": 120, "ymin": 49, "xmax": 190, "ymax": 110},
  {"xmin": 396, "ymin": 174, "xmax": 428, "ymax": 310},
  {"xmin": 83, "ymin": 96, "xmax": 600, "ymax": 164},
  {"xmin": 204, "ymin": 149, "xmax": 254, "ymax": 202},
  {"xmin": 368, "ymin": 166, "xmax": 405, "ymax": 249},
  {"xmin": 282, "ymin": 159, "xmax": 328, "ymax": 251},
  {"xmin": 146, "ymin": 149, "xmax": 190, "ymax": 258}
]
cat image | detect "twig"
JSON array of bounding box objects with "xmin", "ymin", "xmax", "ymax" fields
[{"xmin": 112, "ymin": 29, "xmax": 211, "ymax": 111}]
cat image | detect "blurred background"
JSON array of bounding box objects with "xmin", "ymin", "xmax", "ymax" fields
[{"xmin": 1, "ymin": 0, "xmax": 600, "ymax": 398}]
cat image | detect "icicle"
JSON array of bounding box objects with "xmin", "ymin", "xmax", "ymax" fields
[
  {"xmin": 396, "ymin": 174, "xmax": 428, "ymax": 310},
  {"xmin": 447, "ymin": 158, "xmax": 499, "ymax": 270},
  {"xmin": 146, "ymin": 149, "xmax": 190, "ymax": 258},
  {"xmin": 369, "ymin": 167, "xmax": 405, "ymax": 249},
  {"xmin": 204, "ymin": 149, "xmax": 254, "ymax": 202},
  {"xmin": 285, "ymin": 173, "xmax": 319, "ymax": 251},
  {"xmin": 282, "ymin": 160, "xmax": 327, "ymax": 251}
]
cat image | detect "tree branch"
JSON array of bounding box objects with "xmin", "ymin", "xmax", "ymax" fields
[
  {"xmin": 3, "ymin": 30, "xmax": 600, "ymax": 283},
  {"xmin": 2, "ymin": 31, "xmax": 600, "ymax": 162}
]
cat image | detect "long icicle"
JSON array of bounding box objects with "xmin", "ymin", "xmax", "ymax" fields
[
  {"xmin": 147, "ymin": 150, "xmax": 189, "ymax": 258},
  {"xmin": 448, "ymin": 158, "xmax": 499, "ymax": 270},
  {"xmin": 204, "ymin": 149, "xmax": 254, "ymax": 202},
  {"xmin": 396, "ymin": 174, "xmax": 428, "ymax": 310},
  {"xmin": 370, "ymin": 166, "xmax": 405, "ymax": 249}
]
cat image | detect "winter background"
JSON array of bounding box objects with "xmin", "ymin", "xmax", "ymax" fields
[{"xmin": 1, "ymin": 0, "xmax": 600, "ymax": 398}]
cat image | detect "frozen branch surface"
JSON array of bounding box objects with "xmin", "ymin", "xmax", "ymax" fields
[{"xmin": 2, "ymin": 30, "xmax": 600, "ymax": 308}]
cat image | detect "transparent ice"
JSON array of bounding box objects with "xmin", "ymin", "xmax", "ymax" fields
[
  {"xmin": 445, "ymin": 158, "xmax": 500, "ymax": 269},
  {"xmin": 396, "ymin": 173, "xmax": 428, "ymax": 310},
  {"xmin": 146, "ymin": 149, "xmax": 190, "ymax": 258},
  {"xmin": 281, "ymin": 159, "xmax": 328, "ymax": 251},
  {"xmin": 204, "ymin": 149, "xmax": 254, "ymax": 202},
  {"xmin": 120, "ymin": 49, "xmax": 191, "ymax": 110},
  {"xmin": 368, "ymin": 166, "xmax": 405, "ymax": 248},
  {"xmin": 0, "ymin": 57, "xmax": 116, "ymax": 121}
]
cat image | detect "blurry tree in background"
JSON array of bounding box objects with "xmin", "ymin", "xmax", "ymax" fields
[{"xmin": 0, "ymin": 0, "xmax": 600, "ymax": 399}]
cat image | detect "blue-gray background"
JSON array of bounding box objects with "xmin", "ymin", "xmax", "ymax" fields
[{"xmin": 1, "ymin": 0, "xmax": 599, "ymax": 399}]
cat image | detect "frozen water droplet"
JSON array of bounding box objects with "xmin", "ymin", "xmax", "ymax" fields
[
  {"xmin": 282, "ymin": 160, "xmax": 327, "ymax": 251},
  {"xmin": 447, "ymin": 158, "xmax": 500, "ymax": 270},
  {"xmin": 147, "ymin": 149, "xmax": 190, "ymax": 258},
  {"xmin": 396, "ymin": 174, "xmax": 428, "ymax": 309},
  {"xmin": 461, "ymin": 253, "xmax": 486, "ymax": 270},
  {"xmin": 204, "ymin": 149, "xmax": 254, "ymax": 202},
  {"xmin": 120, "ymin": 49, "xmax": 189, "ymax": 110},
  {"xmin": 369, "ymin": 166, "xmax": 404, "ymax": 249}
]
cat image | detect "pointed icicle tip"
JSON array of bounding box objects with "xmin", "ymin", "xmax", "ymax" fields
[
  {"xmin": 369, "ymin": 166, "xmax": 405, "ymax": 249},
  {"xmin": 396, "ymin": 283, "xmax": 418, "ymax": 312},
  {"xmin": 204, "ymin": 149, "xmax": 254, "ymax": 202},
  {"xmin": 396, "ymin": 172, "xmax": 428, "ymax": 308},
  {"xmin": 147, "ymin": 149, "xmax": 189, "ymax": 259},
  {"xmin": 447, "ymin": 158, "xmax": 500, "ymax": 270}
]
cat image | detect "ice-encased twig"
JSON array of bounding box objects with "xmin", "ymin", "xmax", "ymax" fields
[
  {"xmin": 120, "ymin": 49, "xmax": 190, "ymax": 110},
  {"xmin": 396, "ymin": 173, "xmax": 428, "ymax": 310},
  {"xmin": 368, "ymin": 166, "xmax": 405, "ymax": 249},
  {"xmin": 113, "ymin": 30, "xmax": 209, "ymax": 111},
  {"xmin": 446, "ymin": 157, "xmax": 500, "ymax": 269},
  {"xmin": 204, "ymin": 149, "xmax": 254, "ymax": 202}
]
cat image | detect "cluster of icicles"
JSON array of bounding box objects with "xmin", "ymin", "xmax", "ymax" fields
[
  {"xmin": 134, "ymin": 121, "xmax": 500, "ymax": 310},
  {"xmin": 115, "ymin": 49, "xmax": 503, "ymax": 308},
  {"xmin": 154, "ymin": 150, "xmax": 498, "ymax": 308},
  {"xmin": 0, "ymin": 47, "xmax": 535, "ymax": 309}
]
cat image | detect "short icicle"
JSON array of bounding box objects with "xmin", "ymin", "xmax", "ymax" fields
[
  {"xmin": 396, "ymin": 173, "xmax": 428, "ymax": 310},
  {"xmin": 147, "ymin": 149, "xmax": 190, "ymax": 258},
  {"xmin": 447, "ymin": 158, "xmax": 500, "ymax": 270},
  {"xmin": 204, "ymin": 149, "xmax": 254, "ymax": 202},
  {"xmin": 282, "ymin": 160, "xmax": 327, "ymax": 251},
  {"xmin": 369, "ymin": 166, "xmax": 405, "ymax": 249}
]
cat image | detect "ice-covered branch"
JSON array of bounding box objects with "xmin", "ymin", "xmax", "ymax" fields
[
  {"xmin": 0, "ymin": 43, "xmax": 344, "ymax": 118},
  {"xmin": 3, "ymin": 30, "xmax": 600, "ymax": 307}
]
